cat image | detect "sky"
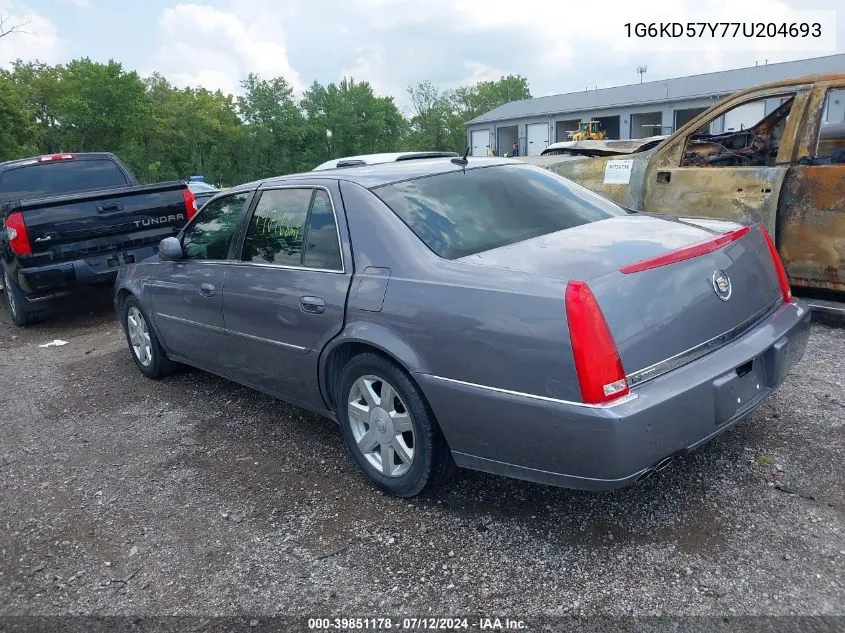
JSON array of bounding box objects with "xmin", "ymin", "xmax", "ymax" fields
[{"xmin": 0, "ymin": 0, "xmax": 842, "ymax": 113}]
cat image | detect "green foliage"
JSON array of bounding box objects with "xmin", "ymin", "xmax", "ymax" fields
[
  {"xmin": 406, "ymin": 75, "xmax": 532, "ymax": 153},
  {"xmin": 453, "ymin": 74, "xmax": 531, "ymax": 121},
  {"xmin": 0, "ymin": 58, "xmax": 530, "ymax": 184}
]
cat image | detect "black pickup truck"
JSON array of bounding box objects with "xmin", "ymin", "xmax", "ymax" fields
[{"xmin": 0, "ymin": 152, "xmax": 196, "ymax": 325}]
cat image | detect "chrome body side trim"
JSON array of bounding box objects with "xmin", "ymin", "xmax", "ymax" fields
[
  {"xmin": 156, "ymin": 313, "xmax": 308, "ymax": 352},
  {"xmin": 227, "ymin": 328, "xmax": 308, "ymax": 352},
  {"xmin": 156, "ymin": 312, "xmax": 225, "ymax": 333},
  {"xmin": 420, "ymin": 374, "xmax": 638, "ymax": 409}
]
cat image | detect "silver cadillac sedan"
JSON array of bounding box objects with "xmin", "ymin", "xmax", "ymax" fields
[{"xmin": 114, "ymin": 157, "xmax": 811, "ymax": 497}]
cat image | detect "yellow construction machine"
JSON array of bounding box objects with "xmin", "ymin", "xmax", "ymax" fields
[{"xmin": 567, "ymin": 120, "xmax": 606, "ymax": 141}]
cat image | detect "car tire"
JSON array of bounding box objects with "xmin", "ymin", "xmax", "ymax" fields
[
  {"xmin": 121, "ymin": 296, "xmax": 175, "ymax": 379},
  {"xmin": 337, "ymin": 353, "xmax": 455, "ymax": 497},
  {"xmin": 2, "ymin": 269, "xmax": 48, "ymax": 327}
]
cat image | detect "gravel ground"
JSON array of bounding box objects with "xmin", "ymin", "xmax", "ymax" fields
[{"xmin": 0, "ymin": 288, "xmax": 843, "ymax": 625}]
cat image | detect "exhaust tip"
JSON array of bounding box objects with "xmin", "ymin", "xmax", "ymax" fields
[{"xmin": 655, "ymin": 456, "xmax": 676, "ymax": 472}]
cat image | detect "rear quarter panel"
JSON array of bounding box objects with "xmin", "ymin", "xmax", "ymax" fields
[{"xmin": 333, "ymin": 180, "xmax": 581, "ymax": 401}]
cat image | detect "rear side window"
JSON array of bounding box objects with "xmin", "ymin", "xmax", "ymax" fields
[
  {"xmin": 372, "ymin": 163, "xmax": 627, "ymax": 259},
  {"xmin": 241, "ymin": 188, "xmax": 312, "ymax": 267},
  {"xmin": 241, "ymin": 188, "xmax": 343, "ymax": 271},
  {"xmin": 303, "ymin": 191, "xmax": 343, "ymax": 270},
  {"xmin": 0, "ymin": 159, "xmax": 128, "ymax": 200}
]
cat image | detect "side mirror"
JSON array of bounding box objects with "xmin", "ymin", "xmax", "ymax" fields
[{"xmin": 158, "ymin": 236, "xmax": 184, "ymax": 261}]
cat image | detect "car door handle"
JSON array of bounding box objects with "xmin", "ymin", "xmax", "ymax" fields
[
  {"xmin": 199, "ymin": 283, "xmax": 215, "ymax": 298},
  {"xmin": 656, "ymin": 171, "xmax": 671, "ymax": 183},
  {"xmin": 300, "ymin": 296, "xmax": 325, "ymax": 314}
]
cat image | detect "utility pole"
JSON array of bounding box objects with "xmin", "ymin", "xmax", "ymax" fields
[{"xmin": 637, "ymin": 66, "xmax": 648, "ymax": 83}]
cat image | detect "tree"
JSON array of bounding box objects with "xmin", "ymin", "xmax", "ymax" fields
[
  {"xmin": 239, "ymin": 73, "xmax": 304, "ymax": 178},
  {"xmin": 5, "ymin": 61, "xmax": 65, "ymax": 152},
  {"xmin": 0, "ymin": 70, "xmax": 38, "ymax": 160},
  {"xmin": 301, "ymin": 77, "xmax": 406, "ymax": 166},
  {"xmin": 406, "ymin": 80, "xmax": 460, "ymax": 152},
  {"xmin": 453, "ymin": 74, "xmax": 531, "ymax": 121},
  {"xmin": 55, "ymin": 58, "xmax": 147, "ymax": 152},
  {"xmin": 0, "ymin": 11, "xmax": 29, "ymax": 39},
  {"xmin": 0, "ymin": 55, "xmax": 534, "ymax": 183}
]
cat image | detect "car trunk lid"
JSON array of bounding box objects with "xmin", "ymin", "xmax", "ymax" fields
[{"xmin": 458, "ymin": 214, "xmax": 782, "ymax": 378}]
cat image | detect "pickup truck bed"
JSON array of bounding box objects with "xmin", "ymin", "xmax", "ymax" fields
[{"xmin": 1, "ymin": 153, "xmax": 196, "ymax": 325}]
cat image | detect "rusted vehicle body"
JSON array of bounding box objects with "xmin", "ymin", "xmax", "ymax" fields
[{"xmin": 521, "ymin": 73, "xmax": 845, "ymax": 307}]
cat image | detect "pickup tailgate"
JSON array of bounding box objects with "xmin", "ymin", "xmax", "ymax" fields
[
  {"xmin": 460, "ymin": 214, "xmax": 784, "ymax": 378},
  {"xmin": 17, "ymin": 181, "xmax": 189, "ymax": 262}
]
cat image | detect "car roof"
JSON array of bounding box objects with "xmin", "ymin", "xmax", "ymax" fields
[
  {"xmin": 225, "ymin": 157, "xmax": 520, "ymax": 193},
  {"xmin": 312, "ymin": 151, "xmax": 459, "ymax": 171}
]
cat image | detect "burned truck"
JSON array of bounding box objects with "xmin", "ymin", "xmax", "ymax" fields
[{"xmin": 522, "ymin": 73, "xmax": 845, "ymax": 313}]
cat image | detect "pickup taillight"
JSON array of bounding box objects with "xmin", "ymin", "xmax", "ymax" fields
[
  {"xmin": 183, "ymin": 188, "xmax": 198, "ymax": 220},
  {"xmin": 5, "ymin": 212, "xmax": 32, "ymax": 256}
]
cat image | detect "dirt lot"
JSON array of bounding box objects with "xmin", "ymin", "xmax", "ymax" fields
[{"xmin": 0, "ymin": 288, "xmax": 843, "ymax": 624}]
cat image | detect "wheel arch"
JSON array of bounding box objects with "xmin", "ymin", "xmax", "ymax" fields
[
  {"xmin": 115, "ymin": 284, "xmax": 172, "ymax": 358},
  {"xmin": 320, "ymin": 321, "xmax": 429, "ymax": 412}
]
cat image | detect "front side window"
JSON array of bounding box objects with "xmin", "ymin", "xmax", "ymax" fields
[
  {"xmin": 241, "ymin": 188, "xmax": 343, "ymax": 270},
  {"xmin": 181, "ymin": 192, "xmax": 250, "ymax": 260},
  {"xmin": 681, "ymin": 93, "xmax": 795, "ymax": 167},
  {"xmin": 372, "ymin": 163, "xmax": 627, "ymax": 260}
]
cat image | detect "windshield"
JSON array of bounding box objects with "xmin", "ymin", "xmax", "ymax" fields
[{"xmin": 372, "ymin": 163, "xmax": 627, "ymax": 260}]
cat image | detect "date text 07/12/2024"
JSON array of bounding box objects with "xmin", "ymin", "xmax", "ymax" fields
[{"xmin": 307, "ymin": 617, "xmax": 528, "ymax": 630}]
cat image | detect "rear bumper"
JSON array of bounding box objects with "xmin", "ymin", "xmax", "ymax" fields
[
  {"xmin": 414, "ymin": 299, "xmax": 812, "ymax": 490},
  {"xmin": 15, "ymin": 244, "xmax": 159, "ymax": 300}
]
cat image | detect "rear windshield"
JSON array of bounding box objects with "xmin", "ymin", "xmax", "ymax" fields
[
  {"xmin": 0, "ymin": 159, "xmax": 128, "ymax": 200},
  {"xmin": 372, "ymin": 163, "xmax": 627, "ymax": 259}
]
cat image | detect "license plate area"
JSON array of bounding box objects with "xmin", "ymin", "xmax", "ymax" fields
[
  {"xmin": 712, "ymin": 356, "xmax": 768, "ymax": 426},
  {"xmin": 87, "ymin": 251, "xmax": 138, "ymax": 272}
]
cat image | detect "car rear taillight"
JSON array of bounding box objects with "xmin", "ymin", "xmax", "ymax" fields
[
  {"xmin": 5, "ymin": 212, "xmax": 32, "ymax": 256},
  {"xmin": 759, "ymin": 225, "xmax": 792, "ymax": 304},
  {"xmin": 183, "ymin": 188, "xmax": 197, "ymax": 220},
  {"xmin": 620, "ymin": 226, "xmax": 750, "ymax": 274},
  {"xmin": 565, "ymin": 280, "xmax": 629, "ymax": 405}
]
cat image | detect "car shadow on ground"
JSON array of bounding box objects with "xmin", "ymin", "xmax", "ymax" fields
[
  {"xmin": 0, "ymin": 285, "xmax": 118, "ymax": 342},
  {"xmin": 161, "ymin": 359, "xmax": 760, "ymax": 556}
]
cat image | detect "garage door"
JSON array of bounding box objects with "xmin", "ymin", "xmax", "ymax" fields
[
  {"xmin": 471, "ymin": 130, "xmax": 490, "ymax": 157},
  {"xmin": 723, "ymin": 101, "xmax": 766, "ymax": 132},
  {"xmin": 526, "ymin": 123, "xmax": 549, "ymax": 156}
]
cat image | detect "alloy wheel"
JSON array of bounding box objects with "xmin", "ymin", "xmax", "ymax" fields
[
  {"xmin": 126, "ymin": 306, "xmax": 153, "ymax": 367},
  {"xmin": 347, "ymin": 374, "xmax": 415, "ymax": 477}
]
